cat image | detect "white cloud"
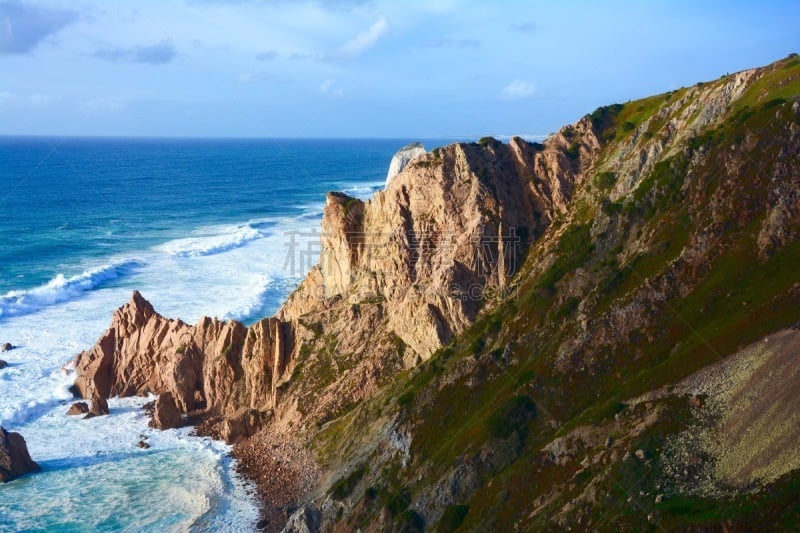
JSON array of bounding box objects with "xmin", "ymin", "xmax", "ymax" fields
[
  {"xmin": 30, "ymin": 93, "xmax": 57, "ymax": 105},
  {"xmin": 320, "ymin": 78, "xmax": 334, "ymax": 93},
  {"xmin": 85, "ymin": 96, "xmax": 126, "ymax": 111},
  {"xmin": 326, "ymin": 16, "xmax": 388, "ymax": 60},
  {"xmin": 319, "ymin": 78, "xmax": 342, "ymax": 96},
  {"xmin": 502, "ymin": 80, "xmax": 536, "ymax": 100}
]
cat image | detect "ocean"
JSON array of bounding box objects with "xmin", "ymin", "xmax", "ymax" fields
[{"xmin": 0, "ymin": 137, "xmax": 446, "ymax": 531}]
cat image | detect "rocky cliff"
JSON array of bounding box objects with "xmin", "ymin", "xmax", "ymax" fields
[{"xmin": 73, "ymin": 55, "xmax": 800, "ymax": 531}]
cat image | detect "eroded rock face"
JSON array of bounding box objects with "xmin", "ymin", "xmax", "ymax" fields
[
  {"xmin": 73, "ymin": 291, "xmax": 295, "ymax": 441},
  {"xmin": 150, "ymin": 391, "xmax": 182, "ymax": 430},
  {"xmin": 280, "ymin": 135, "xmax": 596, "ymax": 357},
  {"xmin": 0, "ymin": 427, "xmax": 40, "ymax": 483}
]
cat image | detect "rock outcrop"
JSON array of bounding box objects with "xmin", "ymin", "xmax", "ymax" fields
[
  {"xmin": 150, "ymin": 391, "xmax": 182, "ymax": 430},
  {"xmin": 73, "ymin": 291, "xmax": 295, "ymax": 441},
  {"xmin": 385, "ymin": 142, "xmax": 426, "ymax": 187},
  {"xmin": 0, "ymin": 427, "xmax": 40, "ymax": 483},
  {"xmin": 89, "ymin": 392, "xmax": 109, "ymax": 417},
  {"xmin": 67, "ymin": 402, "xmax": 89, "ymax": 415}
]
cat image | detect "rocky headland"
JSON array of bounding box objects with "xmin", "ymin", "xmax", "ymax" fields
[{"xmin": 72, "ymin": 55, "xmax": 800, "ymax": 531}]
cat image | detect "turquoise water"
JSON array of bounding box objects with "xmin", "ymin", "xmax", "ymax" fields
[{"xmin": 0, "ymin": 137, "xmax": 446, "ymax": 530}]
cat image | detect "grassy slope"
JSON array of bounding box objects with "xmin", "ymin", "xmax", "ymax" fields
[{"xmin": 309, "ymin": 55, "xmax": 800, "ymax": 532}]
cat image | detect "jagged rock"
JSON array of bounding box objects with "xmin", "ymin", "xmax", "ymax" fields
[
  {"xmin": 0, "ymin": 360, "xmax": 7, "ymax": 370},
  {"xmin": 150, "ymin": 391, "xmax": 182, "ymax": 430},
  {"xmin": 136, "ymin": 440, "xmax": 150, "ymax": 449},
  {"xmin": 73, "ymin": 291, "xmax": 294, "ymax": 426},
  {"xmin": 1, "ymin": 343, "xmax": 12, "ymax": 352},
  {"xmin": 67, "ymin": 402, "xmax": 90, "ymax": 416},
  {"xmin": 89, "ymin": 391, "xmax": 109, "ymax": 417},
  {"xmin": 0, "ymin": 427, "xmax": 40, "ymax": 482},
  {"xmin": 385, "ymin": 142, "xmax": 426, "ymax": 187}
]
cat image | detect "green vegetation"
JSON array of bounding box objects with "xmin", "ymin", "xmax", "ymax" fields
[
  {"xmin": 437, "ymin": 505, "xmax": 470, "ymax": 532},
  {"xmin": 486, "ymin": 395, "xmax": 537, "ymax": 440},
  {"xmin": 330, "ymin": 465, "xmax": 367, "ymax": 500},
  {"xmin": 594, "ymin": 171, "xmax": 617, "ymax": 190},
  {"xmin": 537, "ymin": 223, "xmax": 593, "ymax": 290}
]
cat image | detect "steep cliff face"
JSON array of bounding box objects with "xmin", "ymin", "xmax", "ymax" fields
[{"xmin": 280, "ymin": 133, "xmax": 599, "ymax": 357}]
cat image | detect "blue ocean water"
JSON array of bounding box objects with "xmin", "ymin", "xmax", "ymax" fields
[{"xmin": 0, "ymin": 137, "xmax": 447, "ymax": 531}]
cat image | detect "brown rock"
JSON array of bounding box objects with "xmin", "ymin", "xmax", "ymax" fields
[
  {"xmin": 136, "ymin": 440, "xmax": 150, "ymax": 449},
  {"xmin": 67, "ymin": 402, "xmax": 90, "ymax": 416},
  {"xmin": 150, "ymin": 391, "xmax": 182, "ymax": 430},
  {"xmin": 220, "ymin": 408, "xmax": 267, "ymax": 444},
  {"xmin": 89, "ymin": 391, "xmax": 109, "ymax": 416},
  {"xmin": 0, "ymin": 426, "xmax": 40, "ymax": 482}
]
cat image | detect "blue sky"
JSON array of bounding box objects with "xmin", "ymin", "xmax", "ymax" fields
[{"xmin": 1, "ymin": 0, "xmax": 797, "ymax": 138}]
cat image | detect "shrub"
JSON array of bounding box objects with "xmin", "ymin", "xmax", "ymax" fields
[
  {"xmin": 622, "ymin": 121, "xmax": 636, "ymax": 132},
  {"xmin": 595, "ymin": 171, "xmax": 617, "ymax": 190},
  {"xmin": 386, "ymin": 487, "xmax": 411, "ymax": 516},
  {"xmin": 486, "ymin": 394, "xmax": 537, "ymax": 440},
  {"xmin": 397, "ymin": 391, "xmax": 415, "ymax": 407},
  {"xmin": 438, "ymin": 505, "xmax": 470, "ymax": 532},
  {"xmin": 330, "ymin": 465, "xmax": 366, "ymax": 500}
]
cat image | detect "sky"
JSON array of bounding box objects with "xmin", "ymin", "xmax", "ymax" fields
[{"xmin": 1, "ymin": 0, "xmax": 798, "ymax": 138}]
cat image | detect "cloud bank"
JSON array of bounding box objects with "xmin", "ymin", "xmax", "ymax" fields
[
  {"xmin": 95, "ymin": 40, "xmax": 177, "ymax": 65},
  {"xmin": 0, "ymin": 0, "xmax": 77, "ymax": 54}
]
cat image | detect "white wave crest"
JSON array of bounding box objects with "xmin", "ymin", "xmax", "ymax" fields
[
  {"xmin": 158, "ymin": 223, "xmax": 271, "ymax": 258},
  {"xmin": 0, "ymin": 260, "xmax": 142, "ymax": 319}
]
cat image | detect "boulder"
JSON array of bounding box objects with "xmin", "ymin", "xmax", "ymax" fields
[
  {"xmin": 89, "ymin": 391, "xmax": 109, "ymax": 416},
  {"xmin": 67, "ymin": 402, "xmax": 90, "ymax": 416},
  {"xmin": 0, "ymin": 427, "xmax": 40, "ymax": 482},
  {"xmin": 150, "ymin": 391, "xmax": 182, "ymax": 430},
  {"xmin": 0, "ymin": 360, "xmax": 7, "ymax": 369},
  {"xmin": 1, "ymin": 343, "xmax": 13, "ymax": 352}
]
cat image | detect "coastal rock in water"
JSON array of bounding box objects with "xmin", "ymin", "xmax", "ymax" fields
[
  {"xmin": 385, "ymin": 142, "xmax": 426, "ymax": 187},
  {"xmin": 0, "ymin": 360, "xmax": 7, "ymax": 370},
  {"xmin": 150, "ymin": 391, "xmax": 182, "ymax": 430},
  {"xmin": 67, "ymin": 402, "xmax": 90, "ymax": 415},
  {"xmin": 73, "ymin": 290, "xmax": 294, "ymax": 431},
  {"xmin": 89, "ymin": 391, "xmax": 109, "ymax": 416},
  {"xmin": 1, "ymin": 343, "xmax": 13, "ymax": 352},
  {"xmin": 0, "ymin": 427, "xmax": 40, "ymax": 482}
]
